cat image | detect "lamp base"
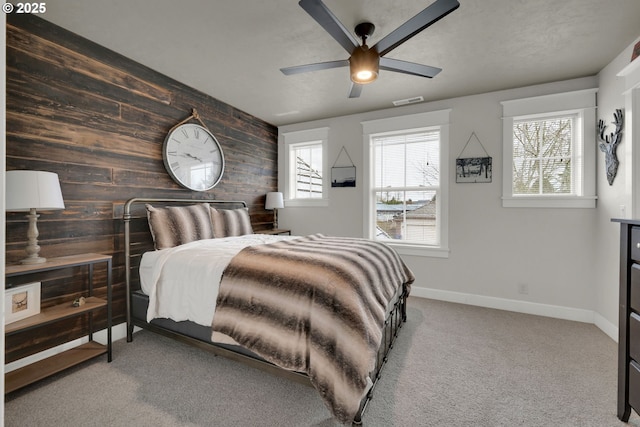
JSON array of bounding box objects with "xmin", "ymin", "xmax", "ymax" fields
[
  {"xmin": 20, "ymin": 256, "xmax": 47, "ymax": 265},
  {"xmin": 21, "ymin": 208, "xmax": 46, "ymax": 264}
]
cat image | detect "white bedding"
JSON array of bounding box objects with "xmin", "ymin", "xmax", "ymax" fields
[{"xmin": 139, "ymin": 234, "xmax": 295, "ymax": 327}]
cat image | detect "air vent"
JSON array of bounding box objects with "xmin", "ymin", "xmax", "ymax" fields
[
  {"xmin": 392, "ymin": 96, "xmax": 424, "ymax": 107},
  {"xmin": 274, "ymin": 110, "xmax": 300, "ymax": 117}
]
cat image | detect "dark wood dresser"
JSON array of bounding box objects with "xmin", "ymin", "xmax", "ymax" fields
[{"xmin": 614, "ymin": 218, "xmax": 640, "ymax": 421}]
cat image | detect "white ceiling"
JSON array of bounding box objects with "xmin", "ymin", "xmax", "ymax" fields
[{"xmin": 42, "ymin": 0, "xmax": 640, "ymax": 127}]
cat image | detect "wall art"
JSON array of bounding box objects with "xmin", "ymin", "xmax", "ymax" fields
[
  {"xmin": 456, "ymin": 132, "xmax": 492, "ymax": 183},
  {"xmin": 598, "ymin": 109, "xmax": 624, "ymax": 186},
  {"xmin": 5, "ymin": 282, "xmax": 41, "ymax": 325},
  {"xmin": 331, "ymin": 146, "xmax": 356, "ymax": 187}
]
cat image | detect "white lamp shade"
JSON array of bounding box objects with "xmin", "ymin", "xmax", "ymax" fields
[
  {"xmin": 265, "ymin": 192, "xmax": 284, "ymax": 210},
  {"xmin": 6, "ymin": 170, "xmax": 65, "ymax": 212}
]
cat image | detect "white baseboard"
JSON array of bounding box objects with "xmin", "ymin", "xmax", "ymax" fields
[
  {"xmin": 411, "ymin": 286, "xmax": 618, "ymax": 342},
  {"xmin": 593, "ymin": 311, "xmax": 618, "ymax": 342}
]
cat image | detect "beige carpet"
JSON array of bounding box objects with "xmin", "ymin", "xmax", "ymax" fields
[{"xmin": 5, "ymin": 297, "xmax": 640, "ymax": 426}]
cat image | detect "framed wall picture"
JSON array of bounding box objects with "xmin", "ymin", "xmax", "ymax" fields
[
  {"xmin": 456, "ymin": 132, "xmax": 492, "ymax": 183},
  {"xmin": 331, "ymin": 146, "xmax": 356, "ymax": 187},
  {"xmin": 331, "ymin": 166, "xmax": 356, "ymax": 187},
  {"xmin": 5, "ymin": 282, "xmax": 41, "ymax": 325},
  {"xmin": 456, "ymin": 157, "xmax": 492, "ymax": 183}
]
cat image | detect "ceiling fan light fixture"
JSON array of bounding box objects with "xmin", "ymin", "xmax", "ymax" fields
[
  {"xmin": 283, "ymin": 0, "xmax": 460, "ymax": 98},
  {"xmin": 350, "ymin": 45, "xmax": 379, "ymax": 84}
]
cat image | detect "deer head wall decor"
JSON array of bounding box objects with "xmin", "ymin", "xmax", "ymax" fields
[{"xmin": 598, "ymin": 109, "xmax": 624, "ymax": 186}]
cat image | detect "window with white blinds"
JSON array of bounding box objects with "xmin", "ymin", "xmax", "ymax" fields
[
  {"xmin": 501, "ymin": 89, "xmax": 597, "ymax": 208},
  {"xmin": 362, "ymin": 109, "xmax": 450, "ymax": 257},
  {"xmin": 372, "ymin": 130, "xmax": 441, "ymax": 245},
  {"xmin": 512, "ymin": 113, "xmax": 581, "ymax": 196},
  {"xmin": 292, "ymin": 142, "xmax": 323, "ymax": 199},
  {"xmin": 282, "ymin": 127, "xmax": 329, "ymax": 207}
]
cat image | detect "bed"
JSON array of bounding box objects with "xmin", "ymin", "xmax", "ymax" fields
[{"xmin": 123, "ymin": 197, "xmax": 414, "ymax": 425}]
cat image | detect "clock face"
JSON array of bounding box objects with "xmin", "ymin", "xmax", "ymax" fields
[{"xmin": 162, "ymin": 123, "xmax": 225, "ymax": 191}]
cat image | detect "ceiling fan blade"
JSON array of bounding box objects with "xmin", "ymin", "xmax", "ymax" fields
[
  {"xmin": 379, "ymin": 57, "xmax": 441, "ymax": 78},
  {"xmin": 348, "ymin": 82, "xmax": 363, "ymax": 98},
  {"xmin": 298, "ymin": 0, "xmax": 360, "ymax": 54},
  {"xmin": 280, "ymin": 59, "xmax": 349, "ymax": 75},
  {"xmin": 374, "ymin": 0, "xmax": 460, "ymax": 57}
]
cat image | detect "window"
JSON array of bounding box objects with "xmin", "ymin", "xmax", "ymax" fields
[
  {"xmin": 282, "ymin": 127, "xmax": 329, "ymax": 207},
  {"xmin": 513, "ymin": 113, "xmax": 577, "ymax": 195},
  {"xmin": 501, "ymin": 89, "xmax": 597, "ymax": 208},
  {"xmin": 363, "ymin": 110, "xmax": 450, "ymax": 258},
  {"xmin": 373, "ymin": 131, "xmax": 440, "ymax": 244},
  {"xmin": 292, "ymin": 143, "xmax": 323, "ymax": 198}
]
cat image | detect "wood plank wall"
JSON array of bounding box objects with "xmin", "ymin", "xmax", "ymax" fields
[{"xmin": 5, "ymin": 15, "xmax": 278, "ymax": 362}]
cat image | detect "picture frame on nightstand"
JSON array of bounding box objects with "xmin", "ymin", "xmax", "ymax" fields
[{"xmin": 5, "ymin": 282, "xmax": 41, "ymax": 325}]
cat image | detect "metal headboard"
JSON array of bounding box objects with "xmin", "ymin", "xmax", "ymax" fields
[{"xmin": 122, "ymin": 197, "xmax": 247, "ymax": 341}]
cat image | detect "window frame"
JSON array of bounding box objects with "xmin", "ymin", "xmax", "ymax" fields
[
  {"xmin": 501, "ymin": 89, "xmax": 597, "ymax": 208},
  {"xmin": 290, "ymin": 141, "xmax": 324, "ymax": 200},
  {"xmin": 282, "ymin": 127, "xmax": 329, "ymax": 207},
  {"xmin": 362, "ymin": 110, "xmax": 451, "ymax": 258}
]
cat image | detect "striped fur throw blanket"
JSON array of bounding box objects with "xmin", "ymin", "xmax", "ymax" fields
[{"xmin": 211, "ymin": 234, "xmax": 414, "ymax": 424}]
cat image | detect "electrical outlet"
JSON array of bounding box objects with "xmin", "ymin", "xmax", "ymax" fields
[{"xmin": 518, "ymin": 283, "xmax": 529, "ymax": 295}]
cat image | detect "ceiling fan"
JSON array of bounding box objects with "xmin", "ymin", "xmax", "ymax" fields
[{"xmin": 280, "ymin": 0, "xmax": 460, "ymax": 98}]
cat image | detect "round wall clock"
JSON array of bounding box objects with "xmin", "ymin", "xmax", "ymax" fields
[{"xmin": 163, "ymin": 122, "xmax": 225, "ymax": 191}]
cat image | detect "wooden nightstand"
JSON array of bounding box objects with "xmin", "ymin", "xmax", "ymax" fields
[
  {"xmin": 4, "ymin": 253, "xmax": 112, "ymax": 393},
  {"xmin": 256, "ymin": 229, "xmax": 291, "ymax": 235}
]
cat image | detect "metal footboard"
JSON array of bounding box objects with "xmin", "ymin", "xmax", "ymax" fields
[{"xmin": 353, "ymin": 284, "xmax": 409, "ymax": 425}]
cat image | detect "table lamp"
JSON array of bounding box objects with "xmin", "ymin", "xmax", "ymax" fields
[
  {"xmin": 265, "ymin": 192, "xmax": 284, "ymax": 229},
  {"xmin": 6, "ymin": 170, "xmax": 65, "ymax": 264}
]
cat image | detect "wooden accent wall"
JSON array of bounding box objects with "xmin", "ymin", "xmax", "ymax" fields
[{"xmin": 5, "ymin": 15, "xmax": 278, "ymax": 362}]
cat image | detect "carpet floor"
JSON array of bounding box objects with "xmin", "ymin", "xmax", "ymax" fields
[{"xmin": 5, "ymin": 297, "xmax": 640, "ymax": 426}]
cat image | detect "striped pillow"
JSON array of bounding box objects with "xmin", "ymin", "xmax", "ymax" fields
[
  {"xmin": 210, "ymin": 207, "xmax": 254, "ymax": 238},
  {"xmin": 146, "ymin": 203, "xmax": 214, "ymax": 250}
]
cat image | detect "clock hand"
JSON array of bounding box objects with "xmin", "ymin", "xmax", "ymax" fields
[{"xmin": 183, "ymin": 153, "xmax": 203, "ymax": 162}]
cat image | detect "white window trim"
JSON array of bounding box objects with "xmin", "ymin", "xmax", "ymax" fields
[
  {"xmin": 362, "ymin": 110, "xmax": 451, "ymax": 258},
  {"xmin": 501, "ymin": 88, "xmax": 597, "ymax": 208},
  {"xmin": 282, "ymin": 127, "xmax": 329, "ymax": 207}
]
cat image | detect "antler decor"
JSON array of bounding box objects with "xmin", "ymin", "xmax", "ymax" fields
[{"xmin": 598, "ymin": 109, "xmax": 624, "ymax": 185}]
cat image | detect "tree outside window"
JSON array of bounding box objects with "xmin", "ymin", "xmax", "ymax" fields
[
  {"xmin": 501, "ymin": 89, "xmax": 596, "ymax": 209},
  {"xmin": 512, "ymin": 115, "xmax": 574, "ymax": 195}
]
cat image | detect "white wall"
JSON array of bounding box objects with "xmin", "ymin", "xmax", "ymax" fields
[
  {"xmin": 595, "ymin": 36, "xmax": 640, "ymax": 332},
  {"xmin": 279, "ymin": 76, "xmax": 602, "ymax": 323}
]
